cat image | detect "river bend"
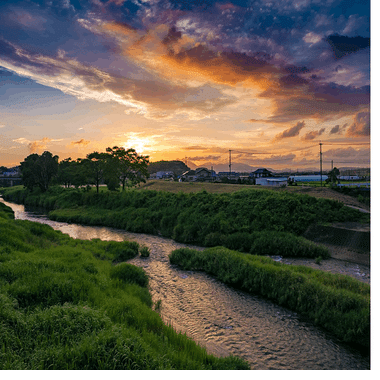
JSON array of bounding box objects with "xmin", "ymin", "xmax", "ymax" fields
[{"xmin": 2, "ymin": 200, "xmax": 370, "ymax": 370}]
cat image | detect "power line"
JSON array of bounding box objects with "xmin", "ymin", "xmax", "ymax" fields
[
  {"xmin": 232, "ymin": 145, "xmax": 319, "ymax": 155},
  {"xmin": 322, "ymin": 142, "xmax": 370, "ymax": 146}
]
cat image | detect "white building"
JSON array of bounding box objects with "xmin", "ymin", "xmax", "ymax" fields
[{"xmin": 255, "ymin": 177, "xmax": 288, "ymax": 187}]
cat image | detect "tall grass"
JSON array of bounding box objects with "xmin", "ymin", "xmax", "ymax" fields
[
  {"xmin": 169, "ymin": 246, "xmax": 370, "ymax": 348},
  {"xmin": 1, "ymin": 185, "xmax": 368, "ymax": 258},
  {"xmin": 0, "ymin": 203, "xmax": 248, "ymax": 369}
]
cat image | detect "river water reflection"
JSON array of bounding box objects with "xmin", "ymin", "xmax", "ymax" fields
[{"xmin": 2, "ymin": 200, "xmax": 370, "ymax": 370}]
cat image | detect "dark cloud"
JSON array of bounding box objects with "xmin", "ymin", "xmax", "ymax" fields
[
  {"xmin": 302, "ymin": 128, "xmax": 325, "ymax": 141},
  {"xmin": 0, "ymin": 0, "xmax": 370, "ymax": 126},
  {"xmin": 264, "ymin": 81, "xmax": 370, "ymax": 123},
  {"xmin": 70, "ymin": 138, "xmax": 90, "ymax": 146},
  {"xmin": 275, "ymin": 121, "xmax": 305, "ymax": 140},
  {"xmin": 329, "ymin": 124, "xmax": 348, "ymax": 135},
  {"xmin": 326, "ymin": 34, "xmax": 370, "ymax": 59},
  {"xmin": 279, "ymin": 74, "xmax": 309, "ymax": 88},
  {"xmin": 330, "ymin": 125, "xmax": 340, "ymax": 134}
]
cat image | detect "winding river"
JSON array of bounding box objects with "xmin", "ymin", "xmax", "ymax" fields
[{"xmin": 2, "ymin": 199, "xmax": 370, "ymax": 370}]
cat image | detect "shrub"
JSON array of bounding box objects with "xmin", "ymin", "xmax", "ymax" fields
[
  {"xmin": 139, "ymin": 245, "xmax": 150, "ymax": 257},
  {"xmin": 249, "ymin": 231, "xmax": 330, "ymax": 259},
  {"xmin": 110, "ymin": 263, "xmax": 149, "ymax": 288},
  {"xmin": 108, "ymin": 241, "xmax": 139, "ymax": 262}
]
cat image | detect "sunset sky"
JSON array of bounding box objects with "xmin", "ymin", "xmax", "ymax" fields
[{"xmin": 0, "ymin": 0, "xmax": 371, "ymax": 171}]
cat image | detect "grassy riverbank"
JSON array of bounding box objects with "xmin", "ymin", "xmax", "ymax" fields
[
  {"xmin": 0, "ymin": 185, "xmax": 369, "ymax": 259},
  {"xmin": 0, "ymin": 202, "xmax": 248, "ymax": 369},
  {"xmin": 169, "ymin": 246, "xmax": 370, "ymax": 348}
]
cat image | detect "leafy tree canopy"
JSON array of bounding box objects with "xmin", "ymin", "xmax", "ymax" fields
[{"xmin": 20, "ymin": 151, "xmax": 59, "ymax": 192}]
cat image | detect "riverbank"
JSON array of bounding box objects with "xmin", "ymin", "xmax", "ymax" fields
[
  {"xmin": 0, "ymin": 186, "xmax": 369, "ymax": 260},
  {"xmin": 1, "ymin": 198, "xmax": 371, "ymax": 369},
  {"xmin": 0, "ymin": 202, "xmax": 249, "ymax": 370},
  {"xmin": 169, "ymin": 246, "xmax": 370, "ymax": 348}
]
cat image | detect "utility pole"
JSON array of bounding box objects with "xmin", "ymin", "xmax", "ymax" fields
[
  {"xmin": 229, "ymin": 150, "xmax": 232, "ymax": 179},
  {"xmin": 319, "ymin": 142, "xmax": 323, "ymax": 187},
  {"xmin": 331, "ymin": 160, "xmax": 333, "ymax": 171}
]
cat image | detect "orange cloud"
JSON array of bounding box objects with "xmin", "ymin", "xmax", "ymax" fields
[
  {"xmin": 346, "ymin": 111, "xmax": 370, "ymax": 137},
  {"xmin": 102, "ymin": 22, "xmax": 279, "ymax": 91},
  {"xmin": 70, "ymin": 138, "xmax": 91, "ymax": 147},
  {"xmin": 274, "ymin": 121, "xmax": 306, "ymax": 140},
  {"xmin": 28, "ymin": 137, "xmax": 52, "ymax": 153},
  {"xmin": 302, "ymin": 128, "xmax": 325, "ymax": 141}
]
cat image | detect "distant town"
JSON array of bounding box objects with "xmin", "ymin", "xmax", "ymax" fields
[{"xmin": 0, "ymin": 161, "xmax": 370, "ymax": 189}]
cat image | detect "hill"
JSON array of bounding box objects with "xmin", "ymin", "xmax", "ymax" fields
[{"xmin": 148, "ymin": 160, "xmax": 190, "ymax": 177}]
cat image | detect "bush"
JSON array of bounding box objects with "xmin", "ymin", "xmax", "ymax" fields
[
  {"xmin": 110, "ymin": 263, "xmax": 149, "ymax": 288},
  {"xmin": 108, "ymin": 241, "xmax": 139, "ymax": 262},
  {"xmin": 249, "ymin": 231, "xmax": 330, "ymax": 259},
  {"xmin": 139, "ymin": 245, "xmax": 150, "ymax": 257}
]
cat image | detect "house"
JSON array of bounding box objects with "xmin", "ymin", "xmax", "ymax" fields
[
  {"xmin": 180, "ymin": 168, "xmax": 215, "ymax": 182},
  {"xmin": 150, "ymin": 171, "xmax": 174, "ymax": 179},
  {"xmin": 338, "ymin": 175, "xmax": 360, "ymax": 181},
  {"xmin": 250, "ymin": 168, "xmax": 272, "ymax": 178},
  {"xmin": 255, "ymin": 177, "xmax": 288, "ymax": 187},
  {"xmin": 217, "ymin": 171, "xmax": 239, "ymax": 178}
]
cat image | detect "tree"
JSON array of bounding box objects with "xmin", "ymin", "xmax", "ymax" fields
[
  {"xmin": 106, "ymin": 146, "xmax": 149, "ymax": 190},
  {"xmin": 20, "ymin": 151, "xmax": 59, "ymax": 192},
  {"xmin": 326, "ymin": 167, "xmax": 340, "ymax": 185},
  {"xmin": 58, "ymin": 157, "xmax": 88, "ymax": 188},
  {"xmin": 85, "ymin": 151, "xmax": 110, "ymax": 193}
]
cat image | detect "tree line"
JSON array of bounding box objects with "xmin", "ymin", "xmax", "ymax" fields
[{"xmin": 20, "ymin": 147, "xmax": 149, "ymax": 193}]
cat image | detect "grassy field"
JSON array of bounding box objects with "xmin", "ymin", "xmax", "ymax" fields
[
  {"xmin": 138, "ymin": 180, "xmax": 370, "ymax": 209},
  {"xmin": 0, "ymin": 202, "xmax": 249, "ymax": 370},
  {"xmin": 139, "ymin": 180, "xmax": 259, "ymax": 194}
]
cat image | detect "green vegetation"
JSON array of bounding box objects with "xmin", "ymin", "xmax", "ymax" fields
[
  {"xmin": 1, "ymin": 185, "xmax": 369, "ymax": 259},
  {"xmin": 139, "ymin": 245, "xmax": 151, "ymax": 257},
  {"xmin": 147, "ymin": 160, "xmax": 190, "ymax": 178},
  {"xmin": 0, "ymin": 202, "xmax": 248, "ymax": 369},
  {"xmin": 19, "ymin": 147, "xmax": 149, "ymax": 193},
  {"xmin": 169, "ymin": 246, "xmax": 370, "ymax": 348}
]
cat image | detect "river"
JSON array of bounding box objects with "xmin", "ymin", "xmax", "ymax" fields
[{"xmin": 2, "ymin": 199, "xmax": 370, "ymax": 370}]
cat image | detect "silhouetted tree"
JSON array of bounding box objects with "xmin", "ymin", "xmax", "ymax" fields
[
  {"xmin": 326, "ymin": 167, "xmax": 340, "ymax": 185},
  {"xmin": 58, "ymin": 157, "xmax": 88, "ymax": 188},
  {"xmin": 20, "ymin": 151, "xmax": 59, "ymax": 192},
  {"xmin": 85, "ymin": 151, "xmax": 110, "ymax": 193},
  {"xmin": 106, "ymin": 146, "xmax": 149, "ymax": 190}
]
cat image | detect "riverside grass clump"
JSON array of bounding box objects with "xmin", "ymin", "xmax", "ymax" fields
[
  {"xmin": 0, "ymin": 203, "xmax": 248, "ymax": 370},
  {"xmin": 1, "ymin": 185, "xmax": 368, "ymax": 259},
  {"xmin": 169, "ymin": 247, "xmax": 370, "ymax": 348}
]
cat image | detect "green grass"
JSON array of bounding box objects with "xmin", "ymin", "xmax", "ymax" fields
[
  {"xmin": 0, "ymin": 185, "xmax": 369, "ymax": 259},
  {"xmin": 0, "ymin": 202, "xmax": 248, "ymax": 370},
  {"xmin": 169, "ymin": 246, "xmax": 370, "ymax": 348}
]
